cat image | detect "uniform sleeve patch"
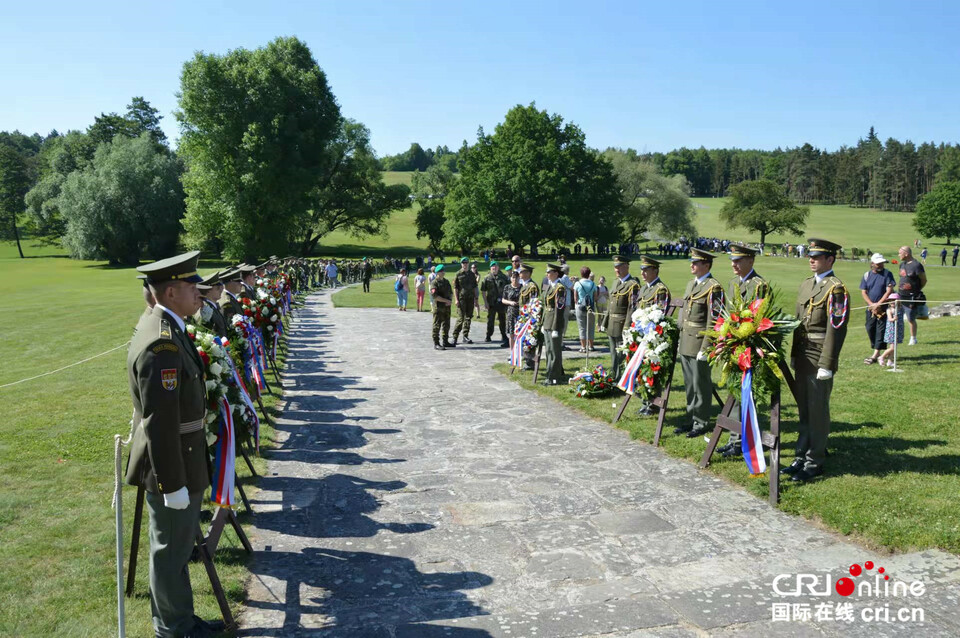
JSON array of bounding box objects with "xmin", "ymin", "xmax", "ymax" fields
[
  {"xmin": 152, "ymin": 343, "xmax": 179, "ymax": 354},
  {"xmin": 160, "ymin": 368, "xmax": 178, "ymax": 391}
]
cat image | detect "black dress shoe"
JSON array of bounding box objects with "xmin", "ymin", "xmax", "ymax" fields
[
  {"xmin": 790, "ymin": 467, "xmax": 823, "ymax": 483},
  {"xmin": 686, "ymin": 424, "xmax": 710, "ymax": 438},
  {"xmin": 485, "ymin": 336, "xmax": 492, "ymax": 342},
  {"xmin": 435, "ymin": 343, "xmax": 445, "ymax": 351},
  {"xmin": 463, "ymin": 337, "xmax": 473, "ymax": 344},
  {"xmin": 193, "ymin": 616, "xmax": 226, "ymax": 632},
  {"xmin": 721, "ymin": 445, "xmax": 741, "ymax": 458},
  {"xmin": 500, "ymin": 340, "xmax": 510, "ymax": 348},
  {"xmin": 444, "ymin": 341, "xmax": 456, "ymax": 348},
  {"xmin": 779, "ymin": 460, "xmax": 803, "ymax": 475},
  {"xmin": 673, "ymin": 424, "xmax": 692, "ymax": 435}
]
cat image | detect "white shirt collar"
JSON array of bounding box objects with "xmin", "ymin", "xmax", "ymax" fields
[
  {"xmin": 519, "ymin": 278, "xmax": 529, "ymax": 285},
  {"xmin": 226, "ymin": 290, "xmax": 238, "ymax": 301},
  {"xmin": 815, "ymin": 269, "xmax": 834, "ymax": 284},
  {"xmin": 696, "ymin": 272, "xmax": 712, "ymax": 284},
  {"xmin": 155, "ymin": 304, "xmax": 185, "ymax": 333},
  {"xmin": 739, "ymin": 269, "xmax": 755, "ymax": 283},
  {"xmin": 618, "ymin": 274, "xmax": 632, "ymax": 284},
  {"xmin": 646, "ymin": 277, "xmax": 661, "ymax": 288}
]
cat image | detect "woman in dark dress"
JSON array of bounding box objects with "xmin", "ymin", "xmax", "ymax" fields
[{"xmin": 501, "ymin": 269, "xmax": 522, "ymax": 339}]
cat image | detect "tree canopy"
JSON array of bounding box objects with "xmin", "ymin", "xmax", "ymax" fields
[
  {"xmin": 914, "ymin": 181, "xmax": 960, "ymax": 245},
  {"xmin": 719, "ymin": 179, "xmax": 809, "ymax": 244},
  {"xmin": 178, "ymin": 36, "xmax": 341, "ymax": 259},
  {"xmin": 411, "ymin": 164, "xmax": 455, "ymax": 251},
  {"xmin": 443, "ymin": 103, "xmax": 621, "ymax": 255}
]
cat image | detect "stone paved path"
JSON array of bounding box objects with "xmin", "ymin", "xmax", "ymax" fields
[{"xmin": 240, "ymin": 290, "xmax": 960, "ymax": 637}]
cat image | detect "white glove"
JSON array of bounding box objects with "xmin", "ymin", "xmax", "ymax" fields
[
  {"xmin": 163, "ymin": 486, "xmax": 190, "ymax": 510},
  {"xmin": 816, "ymin": 368, "xmax": 833, "ymax": 380},
  {"xmin": 696, "ymin": 351, "xmax": 708, "ymax": 362},
  {"xmin": 550, "ymin": 330, "xmax": 559, "ymax": 338}
]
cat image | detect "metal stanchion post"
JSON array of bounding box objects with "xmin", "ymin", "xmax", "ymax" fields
[{"xmin": 888, "ymin": 299, "xmax": 904, "ymax": 373}]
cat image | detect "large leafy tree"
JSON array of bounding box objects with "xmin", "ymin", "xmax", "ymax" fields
[
  {"xmin": 604, "ymin": 149, "xmax": 696, "ymax": 243},
  {"xmin": 0, "ymin": 145, "xmax": 30, "ymax": 257},
  {"xmin": 411, "ymin": 164, "xmax": 455, "ymax": 251},
  {"xmin": 24, "ymin": 131, "xmax": 95, "ymax": 238},
  {"xmin": 178, "ymin": 36, "xmax": 341, "ymax": 259},
  {"xmin": 59, "ymin": 134, "xmax": 184, "ymax": 265},
  {"xmin": 294, "ymin": 119, "xmax": 410, "ymax": 254},
  {"xmin": 444, "ymin": 103, "xmax": 621, "ymax": 255},
  {"xmin": 914, "ymin": 181, "xmax": 960, "ymax": 245},
  {"xmin": 719, "ymin": 179, "xmax": 809, "ymax": 244}
]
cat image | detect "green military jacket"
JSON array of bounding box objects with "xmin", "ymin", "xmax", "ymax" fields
[
  {"xmin": 638, "ymin": 277, "xmax": 671, "ymax": 311},
  {"xmin": 454, "ymin": 269, "xmax": 477, "ymax": 305},
  {"xmin": 519, "ymin": 280, "xmax": 540, "ymax": 306},
  {"xmin": 219, "ymin": 290, "xmax": 244, "ymax": 323},
  {"xmin": 728, "ymin": 270, "xmax": 770, "ymax": 305},
  {"xmin": 602, "ymin": 275, "xmax": 641, "ymax": 337},
  {"xmin": 362, "ymin": 262, "xmax": 373, "ymax": 280},
  {"xmin": 431, "ymin": 277, "xmax": 453, "ymax": 312},
  {"xmin": 541, "ymin": 282, "xmax": 567, "ymax": 331},
  {"xmin": 679, "ymin": 275, "xmax": 724, "ymax": 357},
  {"xmin": 481, "ymin": 271, "xmax": 510, "ymax": 306},
  {"xmin": 125, "ymin": 306, "xmax": 209, "ymax": 495},
  {"xmin": 791, "ymin": 272, "xmax": 849, "ymax": 371},
  {"xmin": 197, "ymin": 298, "xmax": 228, "ymax": 337}
]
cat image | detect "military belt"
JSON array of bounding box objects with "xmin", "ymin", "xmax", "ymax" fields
[{"xmin": 179, "ymin": 418, "xmax": 204, "ymax": 434}]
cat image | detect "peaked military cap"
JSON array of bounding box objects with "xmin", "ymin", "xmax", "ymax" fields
[
  {"xmin": 690, "ymin": 248, "xmax": 716, "ymax": 262},
  {"xmin": 221, "ymin": 267, "xmax": 243, "ymax": 282},
  {"xmin": 256, "ymin": 261, "xmax": 270, "ymax": 269},
  {"xmin": 546, "ymin": 263, "xmax": 562, "ymax": 274},
  {"xmin": 807, "ymin": 238, "xmax": 841, "ymax": 256},
  {"xmin": 638, "ymin": 255, "xmax": 661, "ymax": 269},
  {"xmin": 135, "ymin": 250, "xmax": 202, "ymax": 284},
  {"xmin": 728, "ymin": 243, "xmax": 758, "ymax": 260},
  {"xmin": 200, "ymin": 270, "xmax": 222, "ymax": 286},
  {"xmin": 518, "ymin": 263, "xmax": 534, "ymax": 273},
  {"xmin": 612, "ymin": 255, "xmax": 631, "ymax": 265},
  {"xmin": 237, "ymin": 263, "xmax": 257, "ymax": 273}
]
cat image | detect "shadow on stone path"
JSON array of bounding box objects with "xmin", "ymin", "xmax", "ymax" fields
[{"xmin": 240, "ymin": 290, "xmax": 960, "ymax": 637}]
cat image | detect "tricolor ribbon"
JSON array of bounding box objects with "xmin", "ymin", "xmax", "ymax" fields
[
  {"xmin": 739, "ymin": 367, "xmax": 767, "ymax": 475},
  {"xmin": 616, "ymin": 343, "xmax": 648, "ymax": 395},
  {"xmin": 510, "ymin": 320, "xmax": 531, "ymax": 367},
  {"xmin": 211, "ymin": 397, "xmax": 236, "ymax": 507}
]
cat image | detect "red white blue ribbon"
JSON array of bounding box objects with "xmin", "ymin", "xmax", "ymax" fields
[
  {"xmin": 211, "ymin": 397, "xmax": 236, "ymax": 507},
  {"xmin": 616, "ymin": 343, "xmax": 647, "ymax": 395},
  {"xmin": 740, "ymin": 368, "xmax": 766, "ymax": 475},
  {"xmin": 511, "ymin": 320, "xmax": 530, "ymax": 367}
]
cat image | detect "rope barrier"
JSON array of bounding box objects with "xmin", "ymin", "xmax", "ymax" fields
[{"xmin": 0, "ymin": 341, "xmax": 130, "ymax": 390}]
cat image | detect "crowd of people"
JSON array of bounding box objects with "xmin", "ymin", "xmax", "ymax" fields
[{"xmin": 859, "ymin": 246, "xmax": 928, "ymax": 366}]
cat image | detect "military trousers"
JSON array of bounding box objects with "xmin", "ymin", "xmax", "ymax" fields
[
  {"xmin": 486, "ymin": 303, "xmax": 507, "ymax": 341},
  {"xmin": 608, "ymin": 335, "xmax": 625, "ymax": 379},
  {"xmin": 432, "ymin": 305, "xmax": 451, "ymax": 344},
  {"xmin": 146, "ymin": 489, "xmax": 203, "ymax": 638},
  {"xmin": 362, "ymin": 277, "xmax": 371, "ymax": 293},
  {"xmin": 679, "ymin": 354, "xmax": 713, "ymax": 428},
  {"xmin": 452, "ymin": 299, "xmax": 474, "ymax": 339},
  {"xmin": 544, "ymin": 329, "xmax": 565, "ymax": 383},
  {"xmin": 794, "ymin": 358, "xmax": 833, "ymax": 472}
]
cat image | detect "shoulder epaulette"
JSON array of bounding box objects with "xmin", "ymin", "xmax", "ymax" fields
[{"xmin": 159, "ymin": 318, "xmax": 172, "ymax": 340}]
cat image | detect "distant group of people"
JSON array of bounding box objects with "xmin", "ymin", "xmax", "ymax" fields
[{"xmin": 860, "ymin": 246, "xmax": 928, "ymax": 366}]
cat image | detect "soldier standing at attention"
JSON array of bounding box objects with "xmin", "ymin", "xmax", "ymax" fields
[
  {"xmin": 219, "ymin": 268, "xmax": 245, "ymax": 321},
  {"xmin": 481, "ymin": 261, "xmax": 510, "ymax": 346},
  {"xmin": 782, "ymin": 239, "xmax": 848, "ymax": 483},
  {"xmin": 517, "ymin": 264, "xmax": 540, "ymax": 371},
  {"xmin": 126, "ymin": 251, "xmax": 225, "ymax": 638},
  {"xmin": 362, "ymin": 257, "xmax": 373, "ymax": 293},
  {"xmin": 239, "ymin": 264, "xmax": 257, "ymax": 297},
  {"xmin": 196, "ymin": 271, "xmax": 228, "ymax": 336},
  {"xmin": 635, "ymin": 256, "xmax": 671, "ymax": 416},
  {"xmin": 452, "ymin": 257, "xmax": 477, "ymax": 345},
  {"xmin": 541, "ymin": 264, "xmax": 567, "ymax": 385},
  {"xmin": 599, "ymin": 255, "xmax": 641, "ymax": 379},
  {"xmin": 675, "ymin": 248, "xmax": 724, "ymax": 438},
  {"xmin": 431, "ymin": 265, "xmax": 454, "ymax": 350},
  {"xmin": 717, "ymin": 244, "xmax": 771, "ymax": 457}
]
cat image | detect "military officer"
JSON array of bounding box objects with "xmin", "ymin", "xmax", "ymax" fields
[
  {"xmin": 219, "ymin": 268, "xmax": 245, "ymax": 321},
  {"xmin": 125, "ymin": 251, "xmax": 224, "ymax": 638},
  {"xmin": 517, "ymin": 264, "xmax": 540, "ymax": 371},
  {"xmin": 541, "ymin": 264, "xmax": 567, "ymax": 385},
  {"xmin": 637, "ymin": 255, "xmax": 671, "ymax": 311},
  {"xmin": 452, "ymin": 257, "xmax": 477, "ymax": 345},
  {"xmin": 481, "ymin": 261, "xmax": 510, "ymax": 346},
  {"xmin": 783, "ymin": 238, "xmax": 848, "ymax": 482},
  {"xmin": 430, "ymin": 264, "xmax": 455, "ymax": 350},
  {"xmin": 195, "ymin": 270, "xmax": 228, "ymax": 336},
  {"xmin": 718, "ymin": 243, "xmax": 771, "ymax": 456},
  {"xmin": 362, "ymin": 257, "xmax": 373, "ymax": 293},
  {"xmin": 599, "ymin": 255, "xmax": 641, "ymax": 379},
  {"xmin": 239, "ymin": 264, "xmax": 257, "ymax": 297},
  {"xmin": 676, "ymin": 248, "xmax": 724, "ymax": 438}
]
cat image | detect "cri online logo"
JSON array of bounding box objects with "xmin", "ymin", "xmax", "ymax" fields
[{"xmin": 772, "ymin": 561, "xmax": 926, "ymax": 598}]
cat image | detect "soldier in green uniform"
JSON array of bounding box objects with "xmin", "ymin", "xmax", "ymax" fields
[
  {"xmin": 517, "ymin": 263, "xmax": 540, "ymax": 370},
  {"xmin": 430, "ymin": 264, "xmax": 455, "ymax": 350},
  {"xmin": 676, "ymin": 248, "xmax": 725, "ymax": 438},
  {"xmin": 635, "ymin": 256, "xmax": 671, "ymax": 415},
  {"xmin": 219, "ymin": 268, "xmax": 245, "ymax": 321},
  {"xmin": 452, "ymin": 257, "xmax": 477, "ymax": 345},
  {"xmin": 541, "ymin": 264, "xmax": 567, "ymax": 385},
  {"xmin": 599, "ymin": 255, "xmax": 641, "ymax": 379},
  {"xmin": 782, "ymin": 238, "xmax": 849, "ymax": 482},
  {"xmin": 125, "ymin": 251, "xmax": 225, "ymax": 638},
  {"xmin": 195, "ymin": 270, "xmax": 228, "ymax": 337},
  {"xmin": 362, "ymin": 257, "xmax": 373, "ymax": 293},
  {"xmin": 718, "ymin": 243, "xmax": 771, "ymax": 456},
  {"xmin": 481, "ymin": 261, "xmax": 510, "ymax": 346}
]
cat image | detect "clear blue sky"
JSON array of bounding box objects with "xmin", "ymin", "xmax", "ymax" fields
[{"xmin": 3, "ymin": 0, "xmax": 959, "ymax": 156}]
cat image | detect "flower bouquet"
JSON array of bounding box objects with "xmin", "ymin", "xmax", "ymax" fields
[
  {"xmin": 616, "ymin": 305, "xmax": 679, "ymax": 400},
  {"xmin": 510, "ymin": 299, "xmax": 543, "ymax": 368},
  {"xmin": 570, "ymin": 364, "xmax": 617, "ymax": 398}
]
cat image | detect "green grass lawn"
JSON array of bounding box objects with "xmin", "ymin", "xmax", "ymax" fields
[
  {"xmin": 0, "ymin": 249, "xmax": 289, "ymax": 636},
  {"xmin": 496, "ymin": 309, "xmax": 960, "ymax": 554}
]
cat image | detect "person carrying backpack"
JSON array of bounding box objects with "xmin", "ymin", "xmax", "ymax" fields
[{"xmin": 573, "ymin": 266, "xmax": 597, "ymax": 352}]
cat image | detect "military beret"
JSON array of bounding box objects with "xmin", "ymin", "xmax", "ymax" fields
[
  {"xmin": 460, "ymin": 257, "xmax": 469, "ymax": 263},
  {"xmin": 729, "ymin": 243, "xmax": 758, "ymax": 260},
  {"xmin": 807, "ymin": 238, "xmax": 841, "ymax": 256},
  {"xmin": 690, "ymin": 248, "xmax": 716, "ymax": 262},
  {"xmin": 489, "ymin": 261, "xmax": 498, "ymax": 267},
  {"xmin": 135, "ymin": 251, "xmax": 202, "ymax": 284},
  {"xmin": 638, "ymin": 255, "xmax": 661, "ymax": 269},
  {"xmin": 434, "ymin": 264, "xmax": 445, "ymax": 273},
  {"xmin": 504, "ymin": 265, "xmax": 512, "ymax": 272}
]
